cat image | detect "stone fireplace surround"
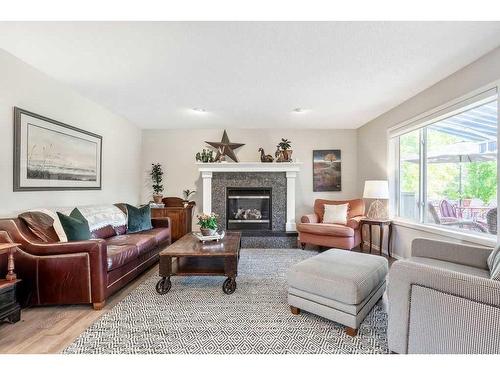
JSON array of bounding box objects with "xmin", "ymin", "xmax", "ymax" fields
[{"xmin": 197, "ymin": 162, "xmax": 302, "ymax": 248}]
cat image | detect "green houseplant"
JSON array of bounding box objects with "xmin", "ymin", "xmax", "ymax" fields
[
  {"xmin": 197, "ymin": 213, "xmax": 218, "ymax": 236},
  {"xmin": 277, "ymin": 138, "xmax": 293, "ymax": 162},
  {"xmin": 183, "ymin": 189, "xmax": 196, "ymax": 202},
  {"xmin": 150, "ymin": 163, "xmax": 164, "ymax": 204}
]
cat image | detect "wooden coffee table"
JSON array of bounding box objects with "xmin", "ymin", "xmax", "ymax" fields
[{"xmin": 156, "ymin": 231, "xmax": 241, "ymax": 295}]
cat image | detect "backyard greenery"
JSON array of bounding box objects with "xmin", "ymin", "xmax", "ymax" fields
[{"xmin": 400, "ymin": 129, "xmax": 497, "ymax": 206}]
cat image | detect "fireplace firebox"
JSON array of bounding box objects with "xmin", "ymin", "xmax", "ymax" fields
[{"xmin": 226, "ymin": 187, "xmax": 272, "ymax": 230}]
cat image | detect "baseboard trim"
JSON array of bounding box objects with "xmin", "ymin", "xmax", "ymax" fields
[{"xmin": 361, "ymin": 241, "xmax": 403, "ymax": 260}]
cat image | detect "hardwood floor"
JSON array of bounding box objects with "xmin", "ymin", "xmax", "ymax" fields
[
  {"xmin": 0, "ymin": 266, "xmax": 157, "ymax": 354},
  {"xmin": 0, "ymin": 246, "xmax": 397, "ymax": 354}
]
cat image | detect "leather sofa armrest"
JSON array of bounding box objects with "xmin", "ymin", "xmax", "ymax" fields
[
  {"xmin": 301, "ymin": 214, "xmax": 319, "ymax": 223},
  {"xmin": 23, "ymin": 238, "xmax": 107, "ymax": 257},
  {"xmin": 152, "ymin": 217, "xmax": 171, "ymax": 229}
]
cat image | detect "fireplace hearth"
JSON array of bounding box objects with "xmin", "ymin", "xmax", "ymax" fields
[
  {"xmin": 197, "ymin": 162, "xmax": 302, "ymax": 247},
  {"xmin": 226, "ymin": 188, "xmax": 272, "ymax": 230}
]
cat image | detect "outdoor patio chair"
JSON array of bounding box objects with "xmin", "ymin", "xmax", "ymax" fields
[{"xmin": 428, "ymin": 202, "xmax": 486, "ymax": 232}]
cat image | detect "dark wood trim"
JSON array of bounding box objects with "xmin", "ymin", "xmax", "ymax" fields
[{"xmin": 13, "ymin": 107, "xmax": 103, "ymax": 192}]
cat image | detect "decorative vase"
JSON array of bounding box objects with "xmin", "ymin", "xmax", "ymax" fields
[
  {"xmin": 283, "ymin": 149, "xmax": 293, "ymax": 161},
  {"xmin": 200, "ymin": 228, "xmax": 217, "ymax": 236},
  {"xmin": 153, "ymin": 194, "xmax": 163, "ymax": 204},
  {"xmin": 276, "ymin": 149, "xmax": 293, "ymax": 162}
]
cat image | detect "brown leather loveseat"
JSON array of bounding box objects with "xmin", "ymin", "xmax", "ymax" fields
[{"xmin": 0, "ymin": 205, "xmax": 170, "ymax": 310}]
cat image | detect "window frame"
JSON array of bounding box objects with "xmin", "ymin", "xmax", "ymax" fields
[{"xmin": 388, "ymin": 83, "xmax": 499, "ymax": 243}]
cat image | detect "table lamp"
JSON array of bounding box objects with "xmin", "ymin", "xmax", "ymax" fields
[{"xmin": 363, "ymin": 180, "xmax": 389, "ymax": 219}]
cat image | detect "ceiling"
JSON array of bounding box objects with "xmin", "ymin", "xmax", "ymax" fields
[{"xmin": 1, "ymin": 22, "xmax": 500, "ymax": 130}]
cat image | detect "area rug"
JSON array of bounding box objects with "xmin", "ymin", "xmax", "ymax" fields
[{"xmin": 63, "ymin": 248, "xmax": 389, "ymax": 354}]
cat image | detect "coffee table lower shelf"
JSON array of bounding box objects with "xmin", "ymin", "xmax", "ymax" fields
[
  {"xmin": 156, "ymin": 231, "xmax": 241, "ymax": 296},
  {"xmin": 156, "ymin": 256, "xmax": 237, "ymax": 295}
]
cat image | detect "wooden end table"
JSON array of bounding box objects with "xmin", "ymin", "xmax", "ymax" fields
[
  {"xmin": 156, "ymin": 231, "xmax": 241, "ymax": 295},
  {"xmin": 359, "ymin": 219, "xmax": 392, "ymax": 258},
  {"xmin": 0, "ymin": 243, "xmax": 21, "ymax": 281},
  {"xmin": 0, "ymin": 279, "xmax": 21, "ymax": 324}
]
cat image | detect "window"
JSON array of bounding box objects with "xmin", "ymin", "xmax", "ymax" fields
[{"xmin": 394, "ymin": 97, "xmax": 498, "ymax": 237}]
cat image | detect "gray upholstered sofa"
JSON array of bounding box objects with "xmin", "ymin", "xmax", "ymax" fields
[{"xmin": 388, "ymin": 238, "xmax": 500, "ymax": 354}]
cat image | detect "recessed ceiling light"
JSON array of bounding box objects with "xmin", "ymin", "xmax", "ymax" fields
[
  {"xmin": 192, "ymin": 108, "xmax": 207, "ymax": 113},
  {"xmin": 293, "ymin": 108, "xmax": 307, "ymax": 113}
]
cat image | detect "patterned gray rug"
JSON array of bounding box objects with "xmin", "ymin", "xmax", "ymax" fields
[{"xmin": 63, "ymin": 248, "xmax": 389, "ymax": 354}]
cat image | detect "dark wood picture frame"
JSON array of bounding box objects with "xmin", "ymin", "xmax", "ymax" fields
[
  {"xmin": 13, "ymin": 107, "xmax": 103, "ymax": 191},
  {"xmin": 313, "ymin": 149, "xmax": 342, "ymax": 192}
]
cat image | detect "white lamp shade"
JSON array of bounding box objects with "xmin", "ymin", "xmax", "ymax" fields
[{"xmin": 363, "ymin": 180, "xmax": 389, "ymax": 199}]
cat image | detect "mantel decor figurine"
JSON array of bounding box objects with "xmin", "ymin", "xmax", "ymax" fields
[{"xmin": 205, "ymin": 130, "xmax": 244, "ymax": 162}]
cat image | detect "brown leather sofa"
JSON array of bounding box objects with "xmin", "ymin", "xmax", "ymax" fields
[
  {"xmin": 297, "ymin": 199, "xmax": 365, "ymax": 250},
  {"xmin": 0, "ymin": 211, "xmax": 171, "ymax": 310}
]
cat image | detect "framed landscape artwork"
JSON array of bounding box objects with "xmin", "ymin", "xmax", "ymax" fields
[
  {"xmin": 313, "ymin": 149, "xmax": 341, "ymax": 192},
  {"xmin": 13, "ymin": 107, "xmax": 102, "ymax": 191}
]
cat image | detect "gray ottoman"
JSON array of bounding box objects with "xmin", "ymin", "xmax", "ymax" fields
[{"xmin": 287, "ymin": 249, "xmax": 388, "ymax": 336}]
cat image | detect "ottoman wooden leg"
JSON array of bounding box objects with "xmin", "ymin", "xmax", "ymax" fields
[
  {"xmin": 290, "ymin": 306, "xmax": 301, "ymax": 315},
  {"xmin": 345, "ymin": 327, "xmax": 358, "ymax": 337}
]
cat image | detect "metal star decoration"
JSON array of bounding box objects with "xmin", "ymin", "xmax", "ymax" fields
[{"xmin": 205, "ymin": 130, "xmax": 245, "ymax": 162}]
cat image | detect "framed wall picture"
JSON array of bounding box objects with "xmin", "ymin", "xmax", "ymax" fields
[
  {"xmin": 313, "ymin": 149, "xmax": 341, "ymax": 192},
  {"xmin": 13, "ymin": 107, "xmax": 102, "ymax": 191}
]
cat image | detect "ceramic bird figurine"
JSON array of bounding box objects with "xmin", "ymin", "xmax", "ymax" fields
[{"xmin": 259, "ymin": 148, "xmax": 274, "ymax": 162}]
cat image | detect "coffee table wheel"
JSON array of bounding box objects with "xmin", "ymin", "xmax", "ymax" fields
[
  {"xmin": 156, "ymin": 277, "xmax": 171, "ymax": 295},
  {"xmin": 222, "ymin": 277, "xmax": 237, "ymax": 295}
]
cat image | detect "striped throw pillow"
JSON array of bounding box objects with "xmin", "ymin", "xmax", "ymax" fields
[{"xmin": 488, "ymin": 244, "xmax": 500, "ymax": 281}]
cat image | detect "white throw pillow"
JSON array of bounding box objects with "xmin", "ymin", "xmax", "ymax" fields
[{"xmin": 322, "ymin": 203, "xmax": 349, "ymax": 225}]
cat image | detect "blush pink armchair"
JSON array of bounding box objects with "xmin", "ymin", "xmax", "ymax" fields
[{"xmin": 297, "ymin": 199, "xmax": 365, "ymax": 250}]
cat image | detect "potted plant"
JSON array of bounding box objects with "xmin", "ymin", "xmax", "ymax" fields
[
  {"xmin": 150, "ymin": 163, "xmax": 164, "ymax": 204},
  {"xmin": 183, "ymin": 189, "xmax": 196, "ymax": 206},
  {"xmin": 277, "ymin": 138, "xmax": 293, "ymax": 162},
  {"xmin": 197, "ymin": 213, "xmax": 218, "ymax": 236}
]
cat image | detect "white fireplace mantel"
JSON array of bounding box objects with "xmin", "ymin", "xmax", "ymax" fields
[{"xmin": 197, "ymin": 162, "xmax": 302, "ymax": 231}]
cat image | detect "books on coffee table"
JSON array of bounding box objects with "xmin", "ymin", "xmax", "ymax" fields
[{"xmin": 192, "ymin": 230, "xmax": 226, "ymax": 243}]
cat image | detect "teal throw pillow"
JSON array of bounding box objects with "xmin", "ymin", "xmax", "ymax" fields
[
  {"xmin": 126, "ymin": 204, "xmax": 152, "ymax": 233},
  {"xmin": 57, "ymin": 208, "xmax": 91, "ymax": 241}
]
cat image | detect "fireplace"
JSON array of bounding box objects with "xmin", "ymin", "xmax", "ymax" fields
[{"xmin": 226, "ymin": 187, "xmax": 272, "ymax": 230}]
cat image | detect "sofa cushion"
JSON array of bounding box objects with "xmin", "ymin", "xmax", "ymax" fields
[
  {"xmin": 27, "ymin": 208, "xmax": 68, "ymax": 242},
  {"xmin": 105, "ymin": 233, "xmax": 157, "ymax": 255},
  {"xmin": 91, "ymin": 224, "xmax": 117, "ymax": 239},
  {"xmin": 126, "ymin": 204, "xmax": 153, "ymax": 233},
  {"xmin": 57, "ymin": 208, "xmax": 91, "ymax": 241},
  {"xmin": 297, "ymin": 222, "xmax": 354, "ymax": 237},
  {"xmin": 288, "ymin": 249, "xmax": 388, "ymax": 305},
  {"xmin": 107, "ymin": 244, "xmax": 139, "ymax": 271},
  {"xmin": 142, "ymin": 227, "xmax": 170, "ymax": 245},
  {"xmin": 18, "ymin": 211, "xmax": 60, "ymax": 243},
  {"xmin": 114, "ymin": 225, "xmax": 127, "ymax": 235}
]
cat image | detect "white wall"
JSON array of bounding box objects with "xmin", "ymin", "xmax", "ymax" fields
[
  {"xmin": 0, "ymin": 49, "xmax": 142, "ymax": 217},
  {"xmin": 357, "ymin": 47, "xmax": 500, "ymax": 258},
  {"xmin": 141, "ymin": 128, "xmax": 358, "ymax": 222}
]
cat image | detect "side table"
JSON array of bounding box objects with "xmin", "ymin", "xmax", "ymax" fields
[
  {"xmin": 0, "ymin": 279, "xmax": 22, "ymax": 323},
  {"xmin": 359, "ymin": 219, "xmax": 392, "ymax": 258}
]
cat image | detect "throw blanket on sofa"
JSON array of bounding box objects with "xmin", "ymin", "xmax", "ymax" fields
[
  {"xmin": 30, "ymin": 204, "xmax": 127, "ymax": 242},
  {"xmin": 72, "ymin": 205, "xmax": 127, "ymax": 232}
]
